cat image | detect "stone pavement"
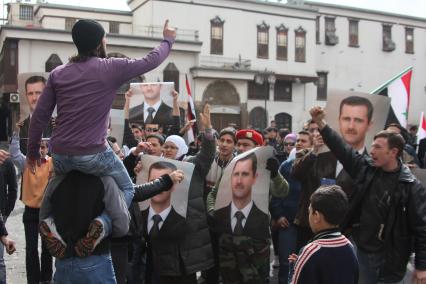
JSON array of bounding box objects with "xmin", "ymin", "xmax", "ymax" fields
[
  {"xmin": 5, "ymin": 201, "xmax": 28, "ymax": 284},
  {"xmin": 3, "ymin": 201, "xmax": 279, "ymax": 284}
]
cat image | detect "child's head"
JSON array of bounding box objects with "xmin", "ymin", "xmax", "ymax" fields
[
  {"xmin": 308, "ymin": 185, "xmax": 348, "ymax": 233},
  {"xmin": 40, "ymin": 140, "xmax": 49, "ymax": 157}
]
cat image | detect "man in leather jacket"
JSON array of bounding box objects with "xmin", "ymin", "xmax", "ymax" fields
[{"xmin": 310, "ymin": 106, "xmax": 426, "ymax": 284}]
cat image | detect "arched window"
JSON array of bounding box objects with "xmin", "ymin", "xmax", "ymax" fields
[
  {"xmin": 163, "ymin": 62, "xmax": 179, "ymax": 92},
  {"xmin": 45, "ymin": 54, "xmax": 63, "ymax": 72},
  {"xmin": 250, "ymin": 107, "xmax": 267, "ymax": 129},
  {"xmin": 295, "ymin": 26, "xmax": 306, "ymax": 62},
  {"xmin": 202, "ymin": 80, "xmax": 240, "ymax": 105},
  {"xmin": 211, "ymin": 16, "xmax": 225, "ymax": 55},
  {"xmin": 275, "ymin": 112, "xmax": 292, "ymax": 131}
]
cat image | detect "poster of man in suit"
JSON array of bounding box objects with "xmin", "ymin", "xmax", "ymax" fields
[
  {"xmin": 214, "ymin": 147, "xmax": 273, "ymax": 237},
  {"xmin": 128, "ymin": 82, "xmax": 186, "ymax": 131},
  {"xmin": 136, "ymin": 155, "xmax": 194, "ymax": 219},
  {"xmin": 17, "ymin": 72, "xmax": 53, "ymax": 155},
  {"xmin": 320, "ymin": 90, "xmax": 391, "ymax": 153}
]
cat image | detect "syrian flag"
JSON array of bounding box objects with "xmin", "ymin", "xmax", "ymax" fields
[
  {"xmin": 371, "ymin": 67, "xmax": 412, "ymax": 128},
  {"xmin": 185, "ymin": 74, "xmax": 197, "ymax": 143},
  {"xmin": 417, "ymin": 112, "xmax": 426, "ymax": 145}
]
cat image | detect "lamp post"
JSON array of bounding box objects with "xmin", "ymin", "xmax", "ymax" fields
[{"xmin": 254, "ymin": 70, "xmax": 276, "ymax": 128}]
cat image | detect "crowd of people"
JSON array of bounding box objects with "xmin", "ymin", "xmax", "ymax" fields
[{"xmin": 0, "ymin": 18, "xmax": 425, "ymax": 284}]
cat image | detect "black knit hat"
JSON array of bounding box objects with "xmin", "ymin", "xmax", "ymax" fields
[{"xmin": 72, "ymin": 19, "xmax": 105, "ymax": 54}]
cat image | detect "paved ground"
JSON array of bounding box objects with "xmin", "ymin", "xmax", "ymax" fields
[
  {"xmin": 5, "ymin": 201, "xmax": 28, "ymax": 284},
  {"xmin": 4, "ymin": 200, "xmax": 279, "ymax": 284}
]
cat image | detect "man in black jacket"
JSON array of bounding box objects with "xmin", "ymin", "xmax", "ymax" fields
[
  {"xmin": 292, "ymin": 96, "xmax": 373, "ymax": 250},
  {"xmin": 310, "ymin": 106, "xmax": 426, "ymax": 283},
  {"xmin": 0, "ymin": 154, "xmax": 17, "ymax": 284},
  {"xmin": 0, "ymin": 156, "xmax": 17, "ymax": 221},
  {"xmin": 418, "ymin": 137, "xmax": 426, "ymax": 168}
]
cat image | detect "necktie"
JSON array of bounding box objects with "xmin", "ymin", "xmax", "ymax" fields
[
  {"xmin": 150, "ymin": 214, "xmax": 162, "ymax": 239},
  {"xmin": 145, "ymin": 107, "xmax": 155, "ymax": 124},
  {"xmin": 234, "ymin": 211, "xmax": 245, "ymax": 235}
]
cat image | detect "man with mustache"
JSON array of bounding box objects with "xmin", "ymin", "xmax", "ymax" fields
[
  {"xmin": 214, "ymin": 153, "xmax": 270, "ymax": 283},
  {"xmin": 292, "ymin": 96, "xmax": 373, "ymax": 250}
]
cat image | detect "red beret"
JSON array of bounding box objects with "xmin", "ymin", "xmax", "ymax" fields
[{"xmin": 236, "ymin": 129, "xmax": 263, "ymax": 146}]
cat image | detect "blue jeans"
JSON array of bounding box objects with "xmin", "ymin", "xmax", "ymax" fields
[
  {"xmin": 52, "ymin": 147, "xmax": 135, "ymax": 236},
  {"xmin": 278, "ymin": 224, "xmax": 297, "ymax": 284},
  {"xmin": 356, "ymin": 246, "xmax": 404, "ymax": 284},
  {"xmin": 54, "ymin": 254, "xmax": 116, "ymax": 284}
]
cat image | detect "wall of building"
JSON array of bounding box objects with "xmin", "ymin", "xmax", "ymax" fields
[
  {"xmin": 313, "ymin": 4, "xmax": 426, "ymax": 125},
  {"xmin": 143, "ymin": 0, "xmax": 318, "ymax": 77}
]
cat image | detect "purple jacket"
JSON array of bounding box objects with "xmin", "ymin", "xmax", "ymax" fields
[{"xmin": 27, "ymin": 37, "xmax": 174, "ymax": 159}]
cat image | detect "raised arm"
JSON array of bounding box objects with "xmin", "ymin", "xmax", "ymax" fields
[
  {"xmin": 9, "ymin": 133, "xmax": 26, "ymax": 173},
  {"xmin": 133, "ymin": 171, "xmax": 184, "ymax": 202},
  {"xmin": 109, "ymin": 20, "xmax": 177, "ymax": 86},
  {"xmin": 27, "ymin": 74, "xmax": 56, "ymax": 161},
  {"xmin": 310, "ymin": 106, "xmax": 368, "ymax": 179},
  {"xmin": 189, "ymin": 104, "xmax": 216, "ymax": 177}
]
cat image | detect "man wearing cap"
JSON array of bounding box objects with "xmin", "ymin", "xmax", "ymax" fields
[{"xmin": 27, "ymin": 19, "xmax": 176, "ymax": 258}]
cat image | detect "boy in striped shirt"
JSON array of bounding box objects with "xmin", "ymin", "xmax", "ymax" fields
[{"xmin": 290, "ymin": 185, "xmax": 358, "ymax": 284}]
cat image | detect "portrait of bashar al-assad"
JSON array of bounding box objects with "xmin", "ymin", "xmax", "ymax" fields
[
  {"xmin": 142, "ymin": 161, "xmax": 185, "ymax": 237},
  {"xmin": 338, "ymin": 96, "xmax": 373, "ymax": 152},
  {"xmin": 325, "ymin": 90, "xmax": 390, "ymax": 152},
  {"xmin": 128, "ymin": 82, "xmax": 176, "ymax": 127},
  {"xmin": 214, "ymin": 153, "xmax": 269, "ymax": 237}
]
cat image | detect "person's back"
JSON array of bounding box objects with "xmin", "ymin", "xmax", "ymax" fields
[
  {"xmin": 291, "ymin": 185, "xmax": 358, "ymax": 284},
  {"xmin": 51, "ymin": 170, "xmax": 122, "ymax": 283},
  {"xmin": 31, "ymin": 19, "xmax": 176, "ymax": 257},
  {"xmin": 292, "ymin": 230, "xmax": 358, "ymax": 284},
  {"xmin": 28, "ymin": 20, "xmax": 175, "ymax": 157}
]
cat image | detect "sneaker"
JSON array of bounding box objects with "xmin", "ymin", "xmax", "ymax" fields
[
  {"xmin": 272, "ymin": 255, "xmax": 280, "ymax": 269},
  {"xmin": 39, "ymin": 217, "xmax": 66, "ymax": 259},
  {"xmin": 74, "ymin": 219, "xmax": 105, "ymax": 257}
]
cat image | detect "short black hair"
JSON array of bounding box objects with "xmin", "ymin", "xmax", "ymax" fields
[
  {"xmin": 107, "ymin": 136, "xmax": 117, "ymax": 143},
  {"xmin": 130, "ymin": 124, "xmax": 143, "ymax": 131},
  {"xmin": 339, "ymin": 96, "xmax": 374, "ymax": 123},
  {"xmin": 298, "ymin": 130, "xmax": 313, "ymax": 143},
  {"xmin": 265, "ymin": 127, "xmax": 277, "ymax": 133},
  {"xmin": 25, "ymin": 76, "xmax": 46, "ymax": 92},
  {"xmin": 146, "ymin": 134, "xmax": 165, "ymax": 145},
  {"xmin": 233, "ymin": 152, "xmax": 257, "ymax": 176},
  {"xmin": 374, "ymin": 130, "xmax": 405, "ymax": 158},
  {"xmin": 148, "ymin": 161, "xmax": 177, "ymax": 179},
  {"xmin": 310, "ymin": 185, "xmax": 348, "ymax": 226}
]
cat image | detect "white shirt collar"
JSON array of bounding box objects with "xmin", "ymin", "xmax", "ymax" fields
[
  {"xmin": 148, "ymin": 205, "xmax": 171, "ymax": 221},
  {"xmin": 231, "ymin": 200, "xmax": 253, "ymax": 220},
  {"xmin": 147, "ymin": 205, "xmax": 172, "ymax": 233},
  {"xmin": 144, "ymin": 100, "xmax": 162, "ymax": 113}
]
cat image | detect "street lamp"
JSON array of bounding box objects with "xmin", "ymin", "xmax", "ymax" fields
[{"xmin": 254, "ymin": 70, "xmax": 276, "ymax": 128}]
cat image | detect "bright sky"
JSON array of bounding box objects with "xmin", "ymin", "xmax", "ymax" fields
[{"xmin": 1, "ymin": 0, "xmax": 425, "ymax": 18}]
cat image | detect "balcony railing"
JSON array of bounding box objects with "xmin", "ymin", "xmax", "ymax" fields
[
  {"xmin": 133, "ymin": 25, "xmax": 199, "ymax": 42},
  {"xmin": 199, "ymin": 55, "xmax": 251, "ymax": 70}
]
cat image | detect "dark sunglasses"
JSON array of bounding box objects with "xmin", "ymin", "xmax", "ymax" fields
[
  {"xmin": 145, "ymin": 127, "xmax": 159, "ymax": 132},
  {"xmin": 284, "ymin": 142, "xmax": 295, "ymax": 146}
]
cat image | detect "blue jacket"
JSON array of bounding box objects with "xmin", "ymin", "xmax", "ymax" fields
[{"xmin": 270, "ymin": 157, "xmax": 301, "ymax": 222}]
